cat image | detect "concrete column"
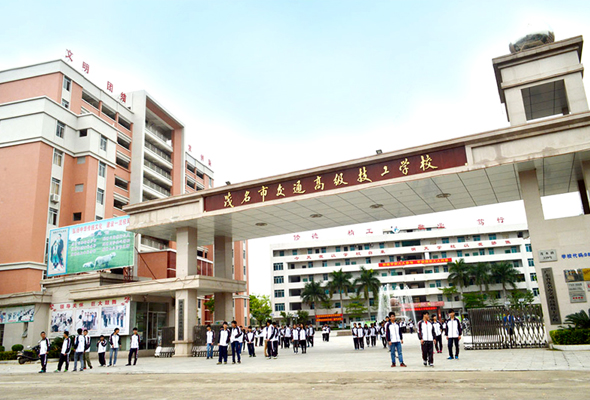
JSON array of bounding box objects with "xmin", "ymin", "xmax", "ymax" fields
[
  {"xmin": 173, "ymin": 289, "xmax": 197, "ymax": 356},
  {"xmin": 518, "ymin": 169, "xmax": 545, "ymax": 225},
  {"xmin": 176, "ymin": 227, "xmax": 198, "ymax": 278},
  {"xmin": 214, "ymin": 236, "xmax": 234, "ymax": 323},
  {"xmin": 580, "ymin": 161, "xmax": 590, "ymax": 214}
]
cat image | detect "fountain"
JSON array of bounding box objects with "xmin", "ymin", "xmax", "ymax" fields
[{"xmin": 376, "ymin": 285, "xmax": 417, "ymax": 323}]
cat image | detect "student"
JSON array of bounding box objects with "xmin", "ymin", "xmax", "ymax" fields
[
  {"xmin": 357, "ymin": 323, "xmax": 365, "ymax": 349},
  {"xmin": 351, "ymin": 323, "xmax": 359, "ymax": 350},
  {"xmin": 370, "ymin": 323, "xmax": 377, "ymax": 347},
  {"xmin": 108, "ymin": 327, "xmax": 120, "ymax": 367},
  {"xmin": 230, "ymin": 321, "xmax": 243, "ymax": 364},
  {"xmin": 54, "ymin": 330, "xmax": 71, "ymax": 372},
  {"xmin": 83, "ymin": 329, "xmax": 93, "ymax": 370},
  {"xmin": 363, "ymin": 324, "xmax": 370, "ymax": 346},
  {"xmin": 325, "ymin": 324, "xmax": 331, "ymax": 342},
  {"xmin": 217, "ymin": 322, "xmax": 230, "ymax": 365},
  {"xmin": 126, "ymin": 327, "xmax": 140, "ymax": 366},
  {"xmin": 205, "ymin": 325, "xmax": 215, "ymax": 360},
  {"xmin": 322, "ymin": 325, "xmax": 328, "ymax": 342},
  {"xmin": 38, "ymin": 331, "xmax": 50, "ymax": 373},
  {"xmin": 267, "ymin": 321, "xmax": 279, "ymax": 359},
  {"xmin": 386, "ymin": 312, "xmax": 406, "ymax": 367},
  {"xmin": 246, "ymin": 326, "xmax": 256, "ymax": 357},
  {"xmin": 284, "ymin": 324, "xmax": 292, "ymax": 348},
  {"xmin": 97, "ymin": 335, "xmax": 108, "ymax": 367},
  {"xmin": 381, "ymin": 317, "xmax": 389, "ymax": 348},
  {"xmin": 240, "ymin": 325, "xmax": 247, "ymax": 354},
  {"xmin": 292, "ymin": 323, "xmax": 300, "ymax": 354},
  {"xmin": 72, "ymin": 328, "xmax": 85, "ymax": 372},
  {"xmin": 417, "ymin": 311, "xmax": 436, "ymax": 367},
  {"xmin": 306, "ymin": 324, "xmax": 314, "ymax": 347},
  {"xmin": 432, "ymin": 315, "xmax": 443, "ymax": 354},
  {"xmin": 279, "ymin": 325, "xmax": 286, "ymax": 349},
  {"xmin": 445, "ymin": 309, "xmax": 463, "ymax": 360},
  {"xmin": 299, "ymin": 324, "xmax": 307, "ymax": 354}
]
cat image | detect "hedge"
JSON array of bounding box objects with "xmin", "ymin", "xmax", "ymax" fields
[
  {"xmin": 0, "ymin": 346, "xmax": 4, "ymax": 352},
  {"xmin": 550, "ymin": 329, "xmax": 590, "ymax": 345},
  {"xmin": 11, "ymin": 344, "xmax": 24, "ymax": 352},
  {"xmin": 0, "ymin": 351, "xmax": 18, "ymax": 361}
]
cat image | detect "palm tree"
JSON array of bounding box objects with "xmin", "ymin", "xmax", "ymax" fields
[
  {"xmin": 470, "ymin": 262, "xmax": 491, "ymax": 295},
  {"xmin": 327, "ymin": 269, "xmax": 353, "ymax": 323},
  {"xmin": 491, "ymin": 261, "xmax": 520, "ymax": 300},
  {"xmin": 353, "ymin": 267, "xmax": 381, "ymax": 321},
  {"xmin": 301, "ymin": 280, "xmax": 328, "ymax": 327},
  {"xmin": 447, "ymin": 259, "xmax": 470, "ymax": 295}
]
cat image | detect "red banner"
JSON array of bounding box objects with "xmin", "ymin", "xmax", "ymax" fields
[
  {"xmin": 316, "ymin": 313, "xmax": 343, "ymax": 321},
  {"xmin": 378, "ymin": 258, "xmax": 452, "ymax": 268}
]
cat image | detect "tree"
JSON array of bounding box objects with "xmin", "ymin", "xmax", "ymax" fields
[
  {"xmin": 280, "ymin": 311, "xmax": 294, "ymax": 325},
  {"xmin": 320, "ymin": 298, "xmax": 333, "ymax": 312},
  {"xmin": 447, "ymin": 259, "xmax": 471, "ymax": 295},
  {"xmin": 439, "ymin": 286, "xmax": 459, "ymax": 300},
  {"xmin": 327, "ymin": 269, "xmax": 353, "ymax": 321},
  {"xmin": 345, "ymin": 294, "xmax": 368, "ymax": 320},
  {"xmin": 295, "ymin": 310, "xmax": 309, "ymax": 325},
  {"xmin": 470, "ymin": 262, "xmax": 491, "ymax": 295},
  {"xmin": 204, "ymin": 297, "xmax": 215, "ymax": 313},
  {"xmin": 491, "ymin": 261, "xmax": 520, "ymax": 300},
  {"xmin": 301, "ymin": 281, "xmax": 328, "ymax": 327},
  {"xmin": 508, "ymin": 290, "xmax": 535, "ymax": 309},
  {"xmin": 462, "ymin": 292, "xmax": 486, "ymax": 309},
  {"xmin": 249, "ymin": 294, "xmax": 272, "ymax": 326},
  {"xmin": 353, "ymin": 267, "xmax": 381, "ymax": 321}
]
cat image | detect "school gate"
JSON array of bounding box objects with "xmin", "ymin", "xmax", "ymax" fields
[{"xmin": 466, "ymin": 306, "xmax": 547, "ymax": 350}]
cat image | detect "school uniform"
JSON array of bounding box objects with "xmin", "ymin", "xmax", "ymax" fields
[
  {"xmin": 83, "ymin": 335, "xmax": 93, "ymax": 369},
  {"xmin": 352, "ymin": 327, "xmax": 359, "ymax": 349},
  {"xmin": 73, "ymin": 334, "xmax": 85, "ymax": 371},
  {"xmin": 299, "ymin": 328, "xmax": 307, "ymax": 354},
  {"xmin": 38, "ymin": 337, "xmax": 50, "ymax": 372},
  {"xmin": 322, "ymin": 326, "xmax": 328, "ymax": 342},
  {"xmin": 56, "ymin": 336, "xmax": 71, "ymax": 372},
  {"xmin": 380, "ymin": 325, "xmax": 388, "ymax": 348},
  {"xmin": 417, "ymin": 320, "xmax": 436, "ymax": 366},
  {"xmin": 292, "ymin": 327, "xmax": 300, "ymax": 353},
  {"xmin": 97, "ymin": 338, "xmax": 107, "ymax": 366},
  {"xmin": 370, "ymin": 326, "xmax": 377, "ymax": 347},
  {"xmin": 230, "ymin": 326, "xmax": 243, "ymax": 363},
  {"xmin": 386, "ymin": 321, "xmax": 404, "ymax": 366},
  {"xmin": 206, "ymin": 330, "xmax": 215, "ymax": 359},
  {"xmin": 127, "ymin": 333, "xmax": 140, "ymax": 365},
  {"xmin": 325, "ymin": 326, "xmax": 331, "ymax": 342},
  {"xmin": 306, "ymin": 326, "xmax": 314, "ymax": 347},
  {"xmin": 363, "ymin": 327, "xmax": 370, "ymax": 346},
  {"xmin": 445, "ymin": 318, "xmax": 462, "ymax": 359},
  {"xmin": 284, "ymin": 326, "xmax": 292, "ymax": 348},
  {"xmin": 246, "ymin": 331, "xmax": 256, "ymax": 357},
  {"xmin": 108, "ymin": 333, "xmax": 120, "ymax": 366},
  {"xmin": 433, "ymin": 321, "xmax": 443, "ymax": 353},
  {"xmin": 267, "ymin": 325, "xmax": 279, "ymax": 358},
  {"xmin": 357, "ymin": 326, "xmax": 365, "ymax": 349},
  {"xmin": 279, "ymin": 328, "xmax": 285, "ymax": 348},
  {"xmin": 218, "ymin": 328, "xmax": 230, "ymax": 363}
]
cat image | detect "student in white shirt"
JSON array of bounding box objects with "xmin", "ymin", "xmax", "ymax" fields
[
  {"xmin": 205, "ymin": 325, "xmax": 216, "ymax": 360},
  {"xmin": 54, "ymin": 330, "xmax": 71, "ymax": 372},
  {"xmin": 299, "ymin": 324, "xmax": 307, "ymax": 354},
  {"xmin": 230, "ymin": 321, "xmax": 243, "ymax": 364},
  {"xmin": 38, "ymin": 331, "xmax": 50, "ymax": 373},
  {"xmin": 245, "ymin": 326, "xmax": 256, "ymax": 357},
  {"xmin": 432, "ymin": 315, "xmax": 443, "ymax": 354},
  {"xmin": 417, "ymin": 311, "xmax": 436, "ymax": 367},
  {"xmin": 351, "ymin": 323, "xmax": 359, "ymax": 350},
  {"xmin": 292, "ymin": 324, "xmax": 300, "ymax": 354},
  {"xmin": 108, "ymin": 327, "xmax": 120, "ymax": 367},
  {"xmin": 83, "ymin": 329, "xmax": 93, "ymax": 370},
  {"xmin": 267, "ymin": 321, "xmax": 279, "ymax": 359},
  {"xmin": 386, "ymin": 312, "xmax": 407, "ymax": 367},
  {"xmin": 357, "ymin": 323, "xmax": 365, "ymax": 349},
  {"xmin": 284, "ymin": 325, "xmax": 292, "ymax": 348},
  {"xmin": 72, "ymin": 328, "xmax": 86, "ymax": 372},
  {"xmin": 217, "ymin": 322, "xmax": 230, "ymax": 365},
  {"xmin": 126, "ymin": 327, "xmax": 140, "ymax": 366},
  {"xmin": 97, "ymin": 335, "xmax": 108, "ymax": 366}
]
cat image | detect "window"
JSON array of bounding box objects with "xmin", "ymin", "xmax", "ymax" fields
[
  {"xmin": 292, "ymin": 250, "xmax": 297, "ymax": 256},
  {"xmin": 53, "ymin": 149, "xmax": 63, "ymax": 166},
  {"xmin": 488, "ymin": 249, "xmax": 495, "ymax": 255},
  {"xmin": 530, "ymin": 273, "xmax": 537, "ymax": 282},
  {"xmin": 442, "ymin": 238, "xmax": 450, "ymax": 244},
  {"xmin": 274, "ymin": 276, "xmax": 284, "ymax": 284},
  {"xmin": 61, "ymin": 99, "xmax": 69, "ymax": 109},
  {"xmin": 79, "ymin": 129, "xmax": 88, "ymax": 137},
  {"xmin": 48, "ymin": 208, "xmax": 58, "ymax": 225},
  {"xmin": 364, "ymin": 244, "xmax": 370, "ymax": 250},
  {"xmin": 479, "ymin": 249, "xmax": 485, "ymax": 256},
  {"xmin": 100, "ymin": 135, "xmax": 107, "ymax": 151},
  {"xmin": 308, "ymin": 262, "xmax": 313, "ymax": 269},
  {"xmin": 335, "ymin": 263, "xmax": 341, "ymax": 267},
  {"xmin": 115, "ymin": 177, "xmax": 128, "ymax": 191},
  {"xmin": 279, "ymin": 250, "xmax": 284, "ymax": 257},
  {"xmin": 73, "ymin": 212, "xmax": 82, "ymax": 221},
  {"xmin": 528, "ymin": 259, "xmax": 535, "ymax": 267},
  {"xmin": 525, "ymin": 244, "xmax": 532, "ymax": 252},
  {"xmin": 345, "ymin": 259, "xmax": 351, "ymax": 266},
  {"xmin": 533, "ymin": 288, "xmax": 540, "ymax": 296},
  {"xmin": 365, "ymin": 257, "xmax": 371, "ymax": 264},
  {"xmin": 323, "ymin": 274, "xmax": 328, "ymax": 281},
  {"xmin": 379, "ymin": 242, "xmax": 385, "ymax": 249},
  {"xmin": 51, "ymin": 178, "xmax": 61, "ymax": 195},
  {"xmin": 97, "ymin": 188, "xmax": 105, "ymax": 205},
  {"xmin": 436, "ymin": 280, "xmax": 442, "ymax": 288},
  {"xmin": 343, "ymin": 246, "xmax": 348, "ymax": 251},
  {"xmin": 369, "ymin": 298, "xmax": 375, "ymax": 306},
  {"xmin": 96, "ymin": 216, "xmax": 102, "ymax": 220},
  {"xmin": 56, "ymin": 121, "xmax": 65, "ymax": 138},
  {"xmin": 63, "ymin": 76, "xmax": 72, "ymax": 91},
  {"xmin": 437, "ymin": 294, "xmax": 443, "ymax": 301},
  {"xmin": 335, "ymin": 246, "xmax": 341, "ymax": 252},
  {"xmin": 473, "ymin": 235, "xmax": 481, "ymax": 241},
  {"xmin": 335, "ymin": 302, "xmax": 341, "ymax": 308},
  {"xmin": 307, "ymin": 249, "xmax": 312, "ymax": 254},
  {"xmin": 274, "ymin": 303, "xmax": 285, "ymax": 312},
  {"xmin": 274, "ymin": 290, "xmax": 285, "ymax": 298},
  {"xmin": 511, "ymin": 246, "xmax": 518, "ymax": 253},
  {"xmin": 74, "ymin": 184, "xmax": 84, "ymax": 193},
  {"xmin": 321, "ymin": 247, "xmax": 326, "ymax": 253},
  {"xmin": 489, "ymin": 234, "xmax": 496, "ymax": 240},
  {"xmin": 443, "ymin": 266, "xmax": 448, "ymax": 273},
  {"xmin": 434, "ymin": 267, "xmax": 439, "ymax": 273},
  {"xmin": 441, "ymin": 251, "xmax": 447, "ymax": 258},
  {"xmin": 321, "ymin": 261, "xmax": 327, "ymax": 267},
  {"xmin": 382, "ymin": 272, "xmax": 387, "ymax": 277},
  {"xmin": 457, "ymin": 236, "xmax": 465, "ymax": 243},
  {"xmin": 457, "ymin": 250, "xmax": 463, "ymax": 257},
  {"xmin": 98, "ymin": 162, "xmax": 106, "ymax": 178},
  {"xmin": 273, "ymin": 263, "xmax": 284, "ymax": 271}
]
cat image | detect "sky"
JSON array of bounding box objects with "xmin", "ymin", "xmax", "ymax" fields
[{"xmin": 2, "ymin": 1, "xmax": 588, "ymax": 295}]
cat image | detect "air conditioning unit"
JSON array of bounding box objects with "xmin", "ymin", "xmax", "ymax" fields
[{"xmin": 50, "ymin": 194, "xmax": 60, "ymax": 203}]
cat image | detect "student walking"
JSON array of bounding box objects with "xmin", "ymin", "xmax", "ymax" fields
[
  {"xmin": 284, "ymin": 325, "xmax": 292, "ymax": 348},
  {"xmin": 266, "ymin": 321, "xmax": 279, "ymax": 359},
  {"xmin": 97, "ymin": 335, "xmax": 108, "ymax": 367},
  {"xmin": 445, "ymin": 309, "xmax": 463, "ymax": 360},
  {"xmin": 417, "ymin": 311, "xmax": 436, "ymax": 367},
  {"xmin": 230, "ymin": 321, "xmax": 243, "ymax": 364},
  {"xmin": 352, "ymin": 323, "xmax": 359, "ymax": 350},
  {"xmin": 386, "ymin": 312, "xmax": 406, "ymax": 367},
  {"xmin": 306, "ymin": 324, "xmax": 314, "ymax": 347},
  {"xmin": 108, "ymin": 328, "xmax": 120, "ymax": 367},
  {"xmin": 292, "ymin": 324, "xmax": 300, "ymax": 354},
  {"xmin": 54, "ymin": 331, "xmax": 71, "ymax": 372},
  {"xmin": 299, "ymin": 324, "xmax": 307, "ymax": 354},
  {"xmin": 38, "ymin": 331, "xmax": 50, "ymax": 373},
  {"xmin": 72, "ymin": 328, "xmax": 85, "ymax": 372},
  {"xmin": 357, "ymin": 323, "xmax": 365, "ymax": 349},
  {"xmin": 83, "ymin": 329, "xmax": 92, "ymax": 370},
  {"xmin": 246, "ymin": 326, "xmax": 256, "ymax": 357},
  {"xmin": 126, "ymin": 327, "xmax": 140, "ymax": 366},
  {"xmin": 217, "ymin": 322, "xmax": 230, "ymax": 365},
  {"xmin": 324, "ymin": 324, "xmax": 331, "ymax": 342},
  {"xmin": 432, "ymin": 315, "xmax": 443, "ymax": 354},
  {"xmin": 205, "ymin": 325, "xmax": 215, "ymax": 359}
]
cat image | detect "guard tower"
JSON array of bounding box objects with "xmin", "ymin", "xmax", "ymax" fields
[{"xmin": 493, "ymin": 35, "xmax": 588, "ymax": 125}]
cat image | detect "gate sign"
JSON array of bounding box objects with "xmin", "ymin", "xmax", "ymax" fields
[{"xmin": 47, "ymin": 216, "xmax": 134, "ymax": 277}]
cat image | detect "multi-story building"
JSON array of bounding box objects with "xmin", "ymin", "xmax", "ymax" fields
[
  {"xmin": 0, "ymin": 59, "xmax": 249, "ymax": 349},
  {"xmin": 270, "ymin": 223, "xmax": 540, "ymax": 325}
]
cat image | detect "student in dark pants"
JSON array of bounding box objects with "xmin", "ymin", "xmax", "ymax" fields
[
  {"xmin": 54, "ymin": 331, "xmax": 71, "ymax": 372},
  {"xmin": 126, "ymin": 327, "xmax": 140, "ymax": 366},
  {"xmin": 38, "ymin": 331, "xmax": 50, "ymax": 373},
  {"xmin": 445, "ymin": 309, "xmax": 463, "ymax": 360},
  {"xmin": 217, "ymin": 322, "xmax": 230, "ymax": 365},
  {"xmin": 230, "ymin": 321, "xmax": 243, "ymax": 364},
  {"xmin": 352, "ymin": 323, "xmax": 359, "ymax": 350},
  {"xmin": 246, "ymin": 326, "xmax": 256, "ymax": 357},
  {"xmin": 97, "ymin": 335, "xmax": 108, "ymax": 366},
  {"xmin": 417, "ymin": 311, "xmax": 436, "ymax": 367}
]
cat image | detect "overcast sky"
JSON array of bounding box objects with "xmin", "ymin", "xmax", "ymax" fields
[{"xmin": 2, "ymin": 1, "xmax": 588, "ymax": 295}]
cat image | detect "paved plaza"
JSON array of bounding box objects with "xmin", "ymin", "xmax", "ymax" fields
[{"xmin": 1, "ymin": 334, "xmax": 589, "ymax": 398}]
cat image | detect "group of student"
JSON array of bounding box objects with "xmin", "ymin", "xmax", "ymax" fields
[
  {"xmin": 36, "ymin": 326, "xmax": 141, "ymax": 373},
  {"xmin": 206, "ymin": 320, "xmax": 331, "ymax": 365},
  {"xmin": 364, "ymin": 309, "xmax": 463, "ymax": 368}
]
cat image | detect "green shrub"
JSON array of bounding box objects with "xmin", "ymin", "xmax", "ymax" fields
[
  {"xmin": 0, "ymin": 351, "xmax": 18, "ymax": 361},
  {"xmin": 563, "ymin": 309, "xmax": 590, "ymax": 329},
  {"xmin": 0, "ymin": 346, "xmax": 4, "ymax": 352},
  {"xmin": 550, "ymin": 328, "xmax": 590, "ymax": 345},
  {"xmin": 11, "ymin": 344, "xmax": 23, "ymax": 352}
]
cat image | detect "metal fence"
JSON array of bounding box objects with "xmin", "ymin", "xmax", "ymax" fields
[
  {"xmin": 466, "ymin": 305, "xmax": 547, "ymax": 350},
  {"xmin": 156, "ymin": 327, "xmax": 175, "ymax": 357},
  {"xmin": 192, "ymin": 325, "xmax": 227, "ymax": 357}
]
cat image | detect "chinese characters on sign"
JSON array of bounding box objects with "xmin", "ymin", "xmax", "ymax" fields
[
  {"xmin": 379, "ymin": 258, "xmax": 452, "ymax": 268},
  {"xmin": 541, "ymin": 268, "xmax": 561, "ymax": 325},
  {"xmin": 538, "ymin": 249, "xmax": 557, "ymax": 262},
  {"xmin": 205, "ymin": 146, "xmax": 468, "ymax": 211},
  {"xmin": 561, "ymin": 252, "xmax": 590, "ymax": 260}
]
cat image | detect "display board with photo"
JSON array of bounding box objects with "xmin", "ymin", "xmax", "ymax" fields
[{"xmin": 0, "ymin": 304, "xmax": 35, "ymax": 324}]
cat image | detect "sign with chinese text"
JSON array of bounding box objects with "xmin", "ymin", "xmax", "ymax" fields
[
  {"xmin": 315, "ymin": 313, "xmax": 343, "ymax": 322},
  {"xmin": 49, "ymin": 297, "xmax": 130, "ymax": 338},
  {"xmin": 568, "ymin": 282, "xmax": 587, "ymax": 303},
  {"xmin": 47, "ymin": 216, "xmax": 134, "ymax": 277},
  {"xmin": 400, "ymin": 301, "xmax": 444, "ymax": 312},
  {"xmin": 204, "ymin": 146, "xmax": 467, "ymax": 211},
  {"xmin": 0, "ymin": 305, "xmax": 35, "ymax": 324},
  {"xmin": 541, "ymin": 268, "xmax": 561, "ymax": 325},
  {"xmin": 378, "ymin": 258, "xmax": 452, "ymax": 268},
  {"xmin": 538, "ymin": 249, "xmax": 557, "ymax": 262}
]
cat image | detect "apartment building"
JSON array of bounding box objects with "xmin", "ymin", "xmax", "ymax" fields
[{"xmin": 270, "ymin": 223, "xmax": 540, "ymax": 325}]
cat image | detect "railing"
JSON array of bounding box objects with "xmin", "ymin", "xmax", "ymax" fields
[
  {"xmin": 143, "ymin": 178, "xmax": 171, "ymax": 196},
  {"xmin": 144, "ymin": 141, "xmax": 172, "ymax": 163},
  {"xmin": 144, "ymin": 159, "xmax": 171, "ymax": 181},
  {"xmin": 145, "ymin": 124, "xmax": 173, "ymax": 146}
]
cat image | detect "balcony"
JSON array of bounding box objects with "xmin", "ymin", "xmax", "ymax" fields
[
  {"xmin": 144, "ymin": 141, "xmax": 173, "ymax": 170},
  {"xmin": 145, "ymin": 124, "xmax": 173, "ymax": 153},
  {"xmin": 143, "ymin": 177, "xmax": 170, "ymax": 199},
  {"xmin": 143, "ymin": 159, "xmax": 172, "ymax": 187}
]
